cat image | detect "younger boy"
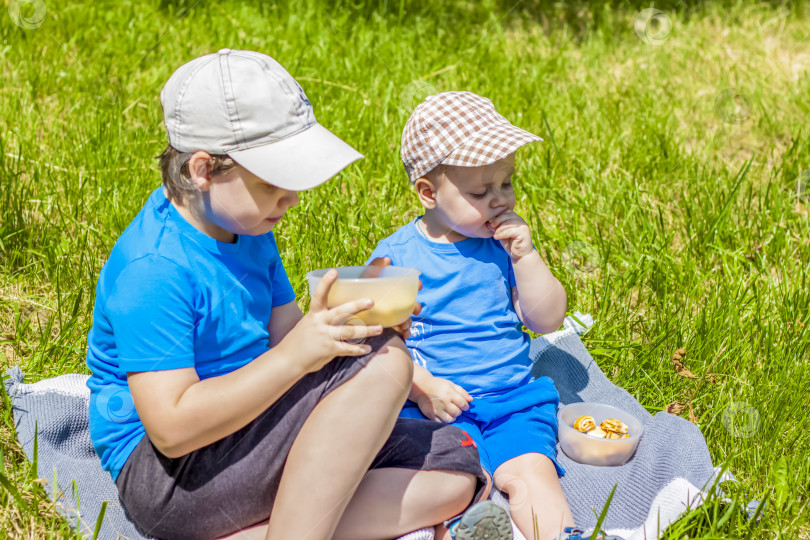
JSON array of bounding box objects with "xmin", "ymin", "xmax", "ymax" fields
[{"xmin": 367, "ymin": 91, "xmax": 577, "ymax": 540}]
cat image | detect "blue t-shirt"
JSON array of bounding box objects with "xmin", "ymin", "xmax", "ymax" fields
[
  {"xmin": 366, "ymin": 218, "xmax": 533, "ymax": 397},
  {"xmin": 86, "ymin": 188, "xmax": 296, "ymax": 482}
]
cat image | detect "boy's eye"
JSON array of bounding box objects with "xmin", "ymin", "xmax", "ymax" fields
[{"xmin": 471, "ymin": 191, "xmax": 487, "ymax": 198}]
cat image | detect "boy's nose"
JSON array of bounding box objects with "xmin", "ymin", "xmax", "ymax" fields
[
  {"xmin": 490, "ymin": 187, "xmax": 509, "ymax": 207},
  {"xmin": 283, "ymin": 189, "xmax": 299, "ymax": 208}
]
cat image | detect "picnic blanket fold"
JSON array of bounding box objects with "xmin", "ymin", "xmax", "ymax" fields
[{"xmin": 3, "ymin": 314, "xmax": 718, "ymax": 540}]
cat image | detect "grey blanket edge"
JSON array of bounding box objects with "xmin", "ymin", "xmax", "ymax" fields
[{"xmin": 3, "ymin": 321, "xmax": 717, "ymax": 539}]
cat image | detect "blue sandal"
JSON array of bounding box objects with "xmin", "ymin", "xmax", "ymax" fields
[
  {"xmin": 556, "ymin": 526, "xmax": 625, "ymax": 540},
  {"xmin": 445, "ymin": 499, "xmax": 514, "ymax": 540}
]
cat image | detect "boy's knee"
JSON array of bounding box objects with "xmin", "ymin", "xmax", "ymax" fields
[
  {"xmin": 364, "ymin": 330, "xmax": 413, "ymax": 392},
  {"xmin": 436, "ymin": 471, "xmax": 477, "ymax": 513}
]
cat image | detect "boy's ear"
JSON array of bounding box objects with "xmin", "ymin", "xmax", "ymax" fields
[
  {"xmin": 414, "ymin": 177, "xmax": 437, "ymax": 209},
  {"xmin": 187, "ymin": 151, "xmax": 213, "ymax": 190}
]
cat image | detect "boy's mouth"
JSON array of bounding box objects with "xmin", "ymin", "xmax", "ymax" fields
[{"xmin": 485, "ymin": 211, "xmax": 506, "ymax": 231}]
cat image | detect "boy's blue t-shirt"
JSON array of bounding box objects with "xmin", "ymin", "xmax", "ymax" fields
[
  {"xmin": 86, "ymin": 188, "xmax": 296, "ymax": 483},
  {"xmin": 366, "ymin": 218, "xmax": 533, "ymax": 397}
]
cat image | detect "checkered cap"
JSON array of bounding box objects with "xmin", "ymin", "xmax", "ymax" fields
[{"xmin": 401, "ymin": 91, "xmax": 542, "ymax": 183}]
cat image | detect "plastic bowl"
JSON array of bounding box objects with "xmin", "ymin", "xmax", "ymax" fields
[
  {"xmin": 557, "ymin": 402, "xmax": 644, "ymax": 466},
  {"xmin": 305, "ymin": 266, "xmax": 421, "ymax": 328}
]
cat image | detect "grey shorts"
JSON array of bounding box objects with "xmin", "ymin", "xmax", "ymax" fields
[{"xmin": 115, "ymin": 329, "xmax": 486, "ymax": 540}]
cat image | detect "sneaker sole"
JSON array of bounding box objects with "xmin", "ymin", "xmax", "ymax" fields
[{"xmin": 455, "ymin": 500, "xmax": 514, "ymax": 540}]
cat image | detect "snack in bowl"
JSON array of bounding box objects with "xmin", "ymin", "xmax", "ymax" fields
[
  {"xmin": 573, "ymin": 415, "xmax": 596, "ymax": 433},
  {"xmin": 586, "ymin": 427, "xmax": 607, "ymax": 438},
  {"xmin": 573, "ymin": 415, "xmax": 631, "ymax": 440},
  {"xmin": 557, "ymin": 402, "xmax": 644, "ymax": 466},
  {"xmin": 601, "ymin": 418, "xmax": 629, "ymax": 435},
  {"xmin": 305, "ymin": 266, "xmax": 421, "ymax": 328}
]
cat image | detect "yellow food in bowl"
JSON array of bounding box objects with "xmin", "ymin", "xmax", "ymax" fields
[{"xmin": 306, "ymin": 266, "xmax": 421, "ymax": 328}]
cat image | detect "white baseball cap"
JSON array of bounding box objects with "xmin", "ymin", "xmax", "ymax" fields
[{"xmin": 161, "ymin": 48, "xmax": 363, "ymax": 191}]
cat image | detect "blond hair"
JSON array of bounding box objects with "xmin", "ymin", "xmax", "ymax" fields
[{"xmin": 156, "ymin": 145, "xmax": 239, "ymax": 202}]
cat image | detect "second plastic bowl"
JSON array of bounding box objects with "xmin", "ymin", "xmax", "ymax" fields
[
  {"xmin": 305, "ymin": 266, "xmax": 421, "ymax": 328},
  {"xmin": 557, "ymin": 402, "xmax": 644, "ymax": 466}
]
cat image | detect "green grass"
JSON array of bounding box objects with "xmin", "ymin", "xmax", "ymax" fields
[{"xmin": 1, "ymin": 0, "xmax": 809, "ymax": 537}]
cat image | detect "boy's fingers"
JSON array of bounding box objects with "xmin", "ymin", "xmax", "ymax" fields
[
  {"xmin": 310, "ymin": 269, "xmax": 337, "ymax": 312},
  {"xmin": 490, "ymin": 211, "xmax": 515, "ymax": 228},
  {"xmin": 392, "ymin": 319, "xmax": 411, "ymax": 337},
  {"xmin": 452, "ymin": 394, "xmax": 471, "ymax": 411},
  {"xmin": 446, "ymin": 404, "xmax": 461, "ymax": 422},
  {"xmin": 494, "ymin": 224, "xmax": 519, "ymax": 236},
  {"xmin": 334, "ymin": 322, "xmax": 382, "ymax": 342},
  {"xmin": 338, "ymin": 342, "xmax": 374, "ymax": 357},
  {"xmin": 369, "ymin": 256, "xmax": 390, "ymax": 266},
  {"xmin": 360, "ymin": 257, "xmax": 389, "ymax": 278},
  {"xmin": 329, "ymin": 298, "xmax": 375, "ymax": 321}
]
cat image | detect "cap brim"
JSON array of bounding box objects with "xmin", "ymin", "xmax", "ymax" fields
[
  {"xmin": 441, "ymin": 122, "xmax": 542, "ymax": 169},
  {"xmin": 227, "ymin": 123, "xmax": 363, "ymax": 191}
]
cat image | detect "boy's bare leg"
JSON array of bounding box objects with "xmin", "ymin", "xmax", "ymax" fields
[
  {"xmin": 493, "ymin": 453, "xmax": 575, "ymax": 540},
  {"xmin": 332, "ymin": 468, "xmax": 474, "ymax": 540},
  {"xmin": 263, "ymin": 335, "xmax": 417, "ymax": 540},
  {"xmin": 217, "ymin": 469, "xmax": 474, "ymax": 540}
]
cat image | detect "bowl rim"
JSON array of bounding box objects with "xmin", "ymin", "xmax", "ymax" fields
[
  {"xmin": 557, "ymin": 402, "xmax": 644, "ymax": 442},
  {"xmin": 305, "ymin": 265, "xmax": 421, "ymax": 282}
]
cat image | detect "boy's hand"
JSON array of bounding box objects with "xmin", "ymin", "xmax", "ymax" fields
[
  {"xmin": 412, "ymin": 374, "xmax": 473, "ymax": 423},
  {"xmin": 487, "ymin": 210, "xmax": 535, "ymax": 261},
  {"xmin": 364, "ymin": 257, "xmax": 423, "ymax": 339},
  {"xmin": 277, "ymin": 269, "xmax": 383, "ymax": 373}
]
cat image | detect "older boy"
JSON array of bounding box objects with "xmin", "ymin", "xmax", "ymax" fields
[
  {"xmin": 85, "ymin": 51, "xmax": 488, "ymax": 540},
  {"xmin": 367, "ymin": 91, "xmax": 577, "ymax": 540}
]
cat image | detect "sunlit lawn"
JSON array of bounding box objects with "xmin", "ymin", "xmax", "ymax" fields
[{"xmin": 1, "ymin": 0, "xmax": 809, "ymax": 537}]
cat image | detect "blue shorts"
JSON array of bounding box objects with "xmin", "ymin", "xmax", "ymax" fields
[{"xmin": 401, "ymin": 376, "xmax": 565, "ymax": 477}]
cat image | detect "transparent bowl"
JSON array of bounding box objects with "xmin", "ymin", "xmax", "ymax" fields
[
  {"xmin": 557, "ymin": 402, "xmax": 644, "ymax": 466},
  {"xmin": 305, "ymin": 266, "xmax": 421, "ymax": 328}
]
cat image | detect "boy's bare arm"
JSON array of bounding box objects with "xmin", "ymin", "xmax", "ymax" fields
[
  {"xmin": 268, "ymin": 300, "xmax": 303, "ymax": 348},
  {"xmin": 488, "ymin": 211, "xmax": 567, "ymax": 334},
  {"xmin": 510, "ymin": 252, "xmax": 567, "ymax": 334},
  {"xmin": 128, "ymin": 345, "xmax": 307, "ymax": 458},
  {"xmin": 128, "ymin": 270, "xmax": 384, "ymax": 458}
]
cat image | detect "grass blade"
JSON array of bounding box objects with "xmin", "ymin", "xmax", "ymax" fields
[
  {"xmin": 591, "ymin": 483, "xmax": 617, "ymax": 537},
  {"xmin": 0, "ymin": 471, "xmax": 30, "ymax": 513},
  {"xmin": 91, "ymin": 500, "xmax": 108, "ymax": 540},
  {"xmin": 541, "ymin": 109, "xmax": 563, "ymax": 168},
  {"xmin": 706, "ymin": 157, "xmax": 753, "ymax": 240}
]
